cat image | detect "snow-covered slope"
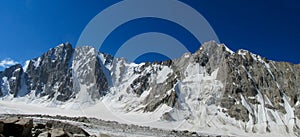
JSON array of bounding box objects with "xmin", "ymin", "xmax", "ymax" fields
[{"xmin": 0, "ymin": 41, "xmax": 299, "ymax": 137}]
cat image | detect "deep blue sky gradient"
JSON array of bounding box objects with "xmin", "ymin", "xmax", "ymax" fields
[{"xmin": 0, "ymin": 0, "xmax": 299, "ymax": 69}]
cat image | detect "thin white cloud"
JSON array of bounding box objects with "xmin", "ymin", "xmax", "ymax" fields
[{"xmin": 0, "ymin": 58, "xmax": 19, "ymax": 68}]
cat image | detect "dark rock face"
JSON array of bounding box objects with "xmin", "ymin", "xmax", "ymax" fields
[
  {"xmin": 0, "ymin": 43, "xmax": 109, "ymax": 102},
  {"xmin": 183, "ymin": 41, "xmax": 300, "ymax": 133},
  {"xmin": 25, "ymin": 43, "xmax": 74, "ymax": 101},
  {"xmin": 144, "ymin": 90, "xmax": 178, "ymax": 112},
  {"xmin": 228, "ymin": 104, "xmax": 249, "ymax": 122},
  {"xmin": 223, "ymin": 51, "xmax": 299, "ymax": 121},
  {"xmin": 0, "ymin": 64, "xmax": 24, "ymax": 97},
  {"xmin": 130, "ymin": 73, "xmax": 151, "ymax": 96},
  {"xmin": 143, "ymin": 74, "xmax": 179, "ymax": 112},
  {"xmin": 8, "ymin": 65, "xmax": 23, "ymax": 97}
]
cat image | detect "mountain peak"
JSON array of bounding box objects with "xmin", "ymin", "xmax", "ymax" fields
[
  {"xmin": 56, "ymin": 42, "xmax": 72, "ymax": 48},
  {"xmin": 196, "ymin": 41, "xmax": 234, "ymax": 55}
]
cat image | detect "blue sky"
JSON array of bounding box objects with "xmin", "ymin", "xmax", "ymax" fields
[{"xmin": 0, "ymin": 0, "xmax": 299, "ymax": 70}]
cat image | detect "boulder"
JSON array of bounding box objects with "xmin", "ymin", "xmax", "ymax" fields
[
  {"xmin": 38, "ymin": 128, "xmax": 75, "ymax": 137},
  {"xmin": 0, "ymin": 117, "xmax": 33, "ymax": 137}
]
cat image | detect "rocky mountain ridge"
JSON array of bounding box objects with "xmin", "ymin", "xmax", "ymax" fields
[{"xmin": 0, "ymin": 41, "xmax": 299, "ymax": 136}]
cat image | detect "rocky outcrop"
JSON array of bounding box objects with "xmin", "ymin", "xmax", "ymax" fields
[
  {"xmin": 0, "ymin": 117, "xmax": 33, "ymax": 137},
  {"xmin": 38, "ymin": 128, "xmax": 73, "ymax": 137},
  {"xmin": 44, "ymin": 120, "xmax": 89, "ymax": 136},
  {"xmin": 8, "ymin": 65, "xmax": 24, "ymax": 97},
  {"xmin": 0, "ymin": 64, "xmax": 24, "ymax": 97},
  {"xmin": 0, "ymin": 116, "xmax": 91, "ymax": 137},
  {"xmin": 25, "ymin": 43, "xmax": 74, "ymax": 101},
  {"xmin": 118, "ymin": 41, "xmax": 299, "ymax": 134},
  {"xmin": 130, "ymin": 73, "xmax": 151, "ymax": 96},
  {"xmin": 0, "ymin": 43, "xmax": 109, "ymax": 102},
  {"xmin": 72, "ymin": 46, "xmax": 109, "ymax": 100},
  {"xmin": 188, "ymin": 41, "xmax": 300, "ymax": 133}
]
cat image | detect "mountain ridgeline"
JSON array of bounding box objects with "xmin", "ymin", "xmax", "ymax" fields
[{"xmin": 0, "ymin": 41, "xmax": 299, "ymax": 136}]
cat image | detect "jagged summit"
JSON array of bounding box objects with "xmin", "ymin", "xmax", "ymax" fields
[
  {"xmin": 197, "ymin": 40, "xmax": 234, "ymax": 54},
  {"xmin": 0, "ymin": 42, "xmax": 299, "ymax": 136},
  {"xmin": 56, "ymin": 42, "xmax": 72, "ymax": 48}
]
